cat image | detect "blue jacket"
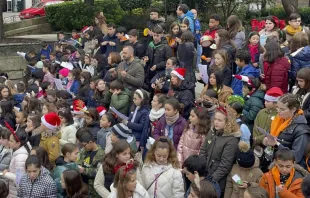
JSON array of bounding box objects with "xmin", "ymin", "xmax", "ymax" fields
[
  {"xmin": 127, "ymin": 105, "xmax": 150, "ymax": 148},
  {"xmin": 69, "ymin": 80, "xmax": 80, "ymax": 95},
  {"xmin": 232, "ymin": 64, "xmax": 260, "ymax": 96},
  {"xmin": 194, "ymin": 18, "xmax": 201, "ymax": 41},
  {"xmin": 178, "ymin": 11, "xmax": 195, "ymax": 33},
  {"xmin": 100, "ymin": 33, "xmax": 118, "ymax": 56},
  {"xmin": 40, "ymin": 45, "xmax": 53, "ymax": 60},
  {"xmin": 290, "ymin": 46, "xmax": 310, "ymax": 81},
  {"xmin": 87, "ymin": 90, "xmax": 97, "ymax": 108},
  {"xmin": 13, "ymin": 93, "xmax": 25, "ymax": 109}
]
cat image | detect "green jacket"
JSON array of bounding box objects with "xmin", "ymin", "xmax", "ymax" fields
[
  {"xmin": 78, "ymin": 145, "xmax": 105, "ymax": 198},
  {"xmin": 253, "ymin": 108, "xmax": 278, "ymax": 146},
  {"xmin": 110, "ymin": 88, "xmax": 132, "ymax": 115}
]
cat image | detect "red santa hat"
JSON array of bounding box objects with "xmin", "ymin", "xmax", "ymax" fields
[
  {"xmin": 96, "ymin": 106, "xmax": 107, "ymax": 117},
  {"xmin": 233, "ymin": 75, "xmax": 254, "ymax": 88},
  {"xmin": 73, "ymin": 100, "xmax": 87, "ymax": 115},
  {"xmin": 81, "ymin": 26, "xmax": 90, "ymax": 34},
  {"xmin": 171, "ymin": 68, "xmax": 186, "ymax": 80},
  {"xmin": 264, "ymin": 87, "xmax": 284, "ymax": 102},
  {"xmin": 41, "ymin": 112, "xmax": 61, "ymax": 131}
]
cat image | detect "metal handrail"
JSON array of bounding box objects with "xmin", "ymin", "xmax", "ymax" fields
[{"xmin": 3, "ymin": 15, "xmax": 21, "ymax": 24}]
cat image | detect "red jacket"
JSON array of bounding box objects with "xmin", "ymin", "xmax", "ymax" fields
[{"xmin": 264, "ymin": 57, "xmax": 290, "ymax": 93}]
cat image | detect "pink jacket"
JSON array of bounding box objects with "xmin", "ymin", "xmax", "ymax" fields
[{"xmin": 177, "ymin": 126, "xmax": 205, "ymax": 167}]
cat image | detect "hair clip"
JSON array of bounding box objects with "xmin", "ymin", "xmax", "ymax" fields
[
  {"xmin": 123, "ymin": 159, "xmax": 135, "ymax": 177},
  {"xmin": 159, "ymin": 137, "xmax": 168, "ymax": 142},
  {"xmin": 217, "ymin": 106, "xmax": 227, "ymax": 116},
  {"xmin": 5, "ymin": 122, "xmax": 20, "ymax": 142}
]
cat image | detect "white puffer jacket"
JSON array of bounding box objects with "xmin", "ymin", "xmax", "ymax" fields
[
  {"xmin": 108, "ymin": 181, "xmax": 150, "ymax": 198},
  {"xmin": 59, "ymin": 124, "xmax": 77, "ymax": 147},
  {"xmin": 4, "ymin": 144, "xmax": 30, "ymax": 198},
  {"xmin": 140, "ymin": 163, "xmax": 184, "ymax": 198}
]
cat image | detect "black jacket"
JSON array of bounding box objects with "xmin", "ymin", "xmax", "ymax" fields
[
  {"xmin": 177, "ymin": 42, "xmax": 196, "ymax": 83},
  {"xmin": 133, "ymin": 41, "xmax": 146, "ymax": 59},
  {"xmin": 87, "ymin": 122, "xmax": 101, "ymax": 141},
  {"xmin": 100, "ymin": 33, "xmax": 118, "ymax": 56}
]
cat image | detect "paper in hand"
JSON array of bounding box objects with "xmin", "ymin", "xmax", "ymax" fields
[
  {"xmin": 198, "ymin": 64, "xmax": 208, "ymax": 84},
  {"xmin": 110, "ymin": 106, "xmax": 129, "ymax": 120},
  {"xmin": 255, "ymin": 126, "xmax": 276, "ymax": 140}
]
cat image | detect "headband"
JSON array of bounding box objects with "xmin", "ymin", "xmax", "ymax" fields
[
  {"xmin": 217, "ymin": 106, "xmax": 227, "ymax": 116},
  {"xmin": 135, "ymin": 89, "xmax": 144, "ymax": 100}
]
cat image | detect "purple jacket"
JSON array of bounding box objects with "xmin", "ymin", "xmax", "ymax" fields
[{"xmin": 153, "ymin": 115, "xmax": 187, "ymax": 149}]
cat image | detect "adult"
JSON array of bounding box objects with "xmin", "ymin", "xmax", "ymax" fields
[
  {"xmin": 226, "ymin": 15, "xmax": 245, "ymax": 49},
  {"xmin": 112, "ymin": 46, "xmax": 144, "ymax": 92},
  {"xmin": 93, "ymin": 12, "xmax": 107, "ymax": 38},
  {"xmin": 259, "ymin": 16, "xmax": 279, "ymax": 47},
  {"xmin": 176, "ymin": 4, "xmax": 195, "ymax": 33},
  {"xmin": 144, "ymin": 7, "xmax": 166, "ymax": 47}
]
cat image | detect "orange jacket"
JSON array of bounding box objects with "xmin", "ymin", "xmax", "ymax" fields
[{"xmin": 259, "ymin": 171, "xmax": 304, "ymax": 198}]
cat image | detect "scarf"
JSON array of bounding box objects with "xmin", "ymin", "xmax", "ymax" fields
[
  {"xmin": 149, "ymin": 108, "xmax": 165, "ymax": 122},
  {"xmin": 248, "ymin": 44, "xmax": 259, "ymax": 63},
  {"xmin": 166, "ymin": 112, "xmax": 179, "ymax": 126},
  {"xmin": 271, "ymin": 166, "xmax": 295, "ymax": 188},
  {"xmin": 113, "ymin": 163, "xmax": 126, "ymax": 174},
  {"xmin": 285, "ymin": 25, "xmax": 302, "ymax": 35},
  {"xmin": 270, "ymin": 109, "xmax": 303, "ymax": 137}
]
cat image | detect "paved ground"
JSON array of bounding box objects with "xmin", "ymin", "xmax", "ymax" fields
[{"xmin": 3, "ymin": 12, "xmax": 21, "ymax": 23}]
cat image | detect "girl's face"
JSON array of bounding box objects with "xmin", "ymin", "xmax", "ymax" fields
[
  {"xmin": 1, "ymin": 88, "xmax": 9, "ymax": 98},
  {"xmin": 26, "ymin": 117, "xmax": 33, "ymax": 128},
  {"xmin": 80, "ymin": 77, "xmax": 85, "ymax": 84},
  {"xmin": 172, "ymin": 25, "xmax": 180, "ymax": 35},
  {"xmin": 214, "ymin": 54, "xmax": 224, "ymax": 67},
  {"xmin": 170, "ymin": 74, "xmax": 179, "ymax": 86},
  {"xmin": 66, "ymin": 148, "xmax": 79, "ymax": 162},
  {"xmin": 209, "ymin": 73, "xmax": 216, "ymax": 86},
  {"xmin": 133, "ymin": 93, "xmax": 143, "ymax": 106},
  {"xmin": 8, "ymin": 135, "xmax": 20, "ymax": 150},
  {"xmin": 84, "ymin": 56, "xmax": 90, "ymax": 64},
  {"xmin": 125, "ymin": 173, "xmax": 137, "ymax": 192},
  {"xmin": 116, "ymin": 147, "xmax": 131, "ymax": 164},
  {"xmin": 61, "ymin": 174, "xmax": 66, "ymax": 189},
  {"xmin": 189, "ymin": 110, "xmax": 199, "ymax": 126},
  {"xmin": 0, "ymin": 137, "xmax": 9, "ymax": 147},
  {"xmin": 16, "ymin": 113, "xmax": 26, "ymax": 124},
  {"xmin": 180, "ymin": 24, "xmax": 188, "ymax": 32},
  {"xmin": 151, "ymin": 95, "xmax": 162, "ymax": 110},
  {"xmin": 215, "ymin": 33, "xmax": 220, "ymax": 45},
  {"xmin": 27, "ymin": 164, "xmax": 41, "ymax": 181},
  {"xmin": 67, "ymin": 73, "xmax": 74, "ymax": 81},
  {"xmin": 188, "ymin": 187, "xmax": 198, "ymax": 198},
  {"xmin": 154, "ymin": 147, "xmax": 169, "ymax": 165},
  {"xmin": 59, "ymin": 115, "xmax": 67, "ymax": 125},
  {"xmin": 265, "ymin": 20, "xmax": 275, "ymax": 31},
  {"xmin": 100, "ymin": 115, "xmax": 110, "ymax": 128},
  {"xmin": 75, "ymin": 51, "xmax": 81, "ymax": 59},
  {"xmin": 166, "ymin": 59, "xmax": 175, "ymax": 69},
  {"xmin": 91, "ymin": 58, "xmax": 98, "ymax": 66},
  {"xmin": 165, "ymin": 103, "xmax": 178, "ymax": 117},
  {"xmin": 213, "ymin": 112, "xmax": 226, "ymax": 130},
  {"xmin": 84, "ymin": 115, "xmax": 93, "ymax": 125},
  {"xmin": 297, "ymin": 77, "xmax": 306, "ymax": 88},
  {"xmin": 96, "ymin": 80, "xmax": 105, "ymax": 92},
  {"xmin": 249, "ymin": 35, "xmax": 259, "ymax": 45},
  {"xmin": 277, "ymin": 101, "xmax": 296, "ymax": 119}
]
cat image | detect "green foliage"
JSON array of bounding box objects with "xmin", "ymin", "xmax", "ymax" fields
[
  {"xmin": 117, "ymin": 0, "xmax": 152, "ymax": 11},
  {"xmin": 45, "ymin": 0, "xmax": 124, "ymax": 31}
]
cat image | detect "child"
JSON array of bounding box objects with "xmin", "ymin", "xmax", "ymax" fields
[
  {"xmin": 177, "ymin": 107, "xmax": 210, "ymax": 167},
  {"xmin": 66, "ymin": 69, "xmax": 81, "ymax": 96},
  {"xmin": 141, "ymin": 137, "xmax": 184, "ymax": 197},
  {"xmin": 97, "ymin": 112, "xmax": 115, "ymax": 149},
  {"xmin": 37, "ymin": 81, "xmax": 50, "ymax": 100},
  {"xmin": 0, "ymin": 100, "xmax": 16, "ymax": 129},
  {"xmin": 61, "ymin": 169, "xmax": 88, "ymax": 198},
  {"xmin": 40, "ymin": 42, "xmax": 52, "ymax": 60},
  {"xmin": 58, "ymin": 109, "xmax": 77, "ymax": 147},
  {"xmin": 109, "ymin": 162, "xmax": 150, "ymax": 198},
  {"xmin": 42, "ymin": 62, "xmax": 56, "ymax": 88},
  {"xmin": 59, "ymin": 68, "xmax": 69, "ymax": 89},
  {"xmin": 153, "ymin": 97, "xmax": 187, "ymax": 148},
  {"xmin": 244, "ymin": 186, "xmax": 269, "ymax": 198},
  {"xmin": 94, "ymin": 140, "xmax": 134, "ymax": 197},
  {"xmin": 77, "ymin": 131, "xmax": 105, "ymax": 198},
  {"xmin": 53, "ymin": 143, "xmax": 79, "ymax": 197},
  {"xmin": 224, "ymin": 141, "xmax": 263, "ymax": 198},
  {"xmin": 201, "ymin": 14, "xmax": 221, "ymax": 65},
  {"xmin": 93, "ymin": 79, "xmax": 109, "ymax": 108},
  {"xmin": 199, "ymin": 107, "xmax": 241, "ymax": 195},
  {"xmin": 284, "ymin": 13, "xmax": 303, "ymax": 42},
  {"xmin": 0, "ymin": 85, "xmax": 12, "ymax": 101},
  {"xmin": 115, "ymin": 26, "xmax": 129, "ymax": 52},
  {"xmin": 0, "ymin": 179, "xmax": 9, "ymax": 198},
  {"xmin": 87, "ymin": 76, "xmax": 100, "ymax": 108},
  {"xmin": 25, "ymin": 113, "xmax": 41, "ymax": 147},
  {"xmin": 77, "ymin": 71, "xmax": 92, "ymax": 102},
  {"xmin": 260, "ymin": 148, "xmax": 307, "ymax": 198},
  {"xmin": 17, "ymin": 155, "xmax": 57, "ymax": 197},
  {"xmin": 232, "ymin": 49, "xmax": 260, "ymax": 96},
  {"xmin": 15, "ymin": 111, "xmax": 27, "ymax": 131},
  {"xmin": 109, "ymin": 79, "xmax": 131, "ymax": 115},
  {"xmin": 46, "ymin": 90, "xmax": 57, "ymax": 103},
  {"xmin": 149, "ymin": 94, "xmax": 166, "ymax": 136},
  {"xmin": 42, "ymin": 102, "xmax": 58, "ymax": 115},
  {"xmin": 30, "ymin": 146, "xmax": 53, "ymax": 172},
  {"xmin": 128, "ymin": 29, "xmax": 145, "ymax": 59},
  {"xmin": 72, "ymin": 100, "xmax": 86, "ymax": 129},
  {"xmin": 39, "ymin": 112, "xmax": 61, "ymax": 164},
  {"xmin": 3, "ymin": 128, "xmax": 31, "ymax": 198},
  {"xmin": 0, "ymin": 127, "xmax": 12, "ymax": 172},
  {"xmin": 84, "ymin": 108, "xmax": 100, "ymax": 141},
  {"xmin": 166, "ymin": 22, "xmax": 181, "ymax": 56},
  {"xmin": 100, "ymin": 23, "xmax": 118, "ymax": 56},
  {"xmin": 243, "ymin": 32, "xmax": 264, "ymax": 68},
  {"xmin": 253, "ymin": 87, "xmax": 283, "ymax": 146},
  {"xmin": 13, "ymin": 82, "xmax": 26, "ymax": 110},
  {"xmin": 123, "ymin": 89, "xmax": 150, "ymax": 150},
  {"xmin": 58, "ymin": 32, "xmax": 67, "ymax": 44},
  {"xmin": 22, "ymin": 96, "xmax": 42, "ymax": 115}
]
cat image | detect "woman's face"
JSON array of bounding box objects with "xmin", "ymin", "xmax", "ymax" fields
[
  {"xmin": 170, "ymin": 74, "xmax": 180, "ymax": 86},
  {"xmin": 8, "ymin": 135, "xmax": 20, "ymax": 150},
  {"xmin": 165, "ymin": 104, "xmax": 178, "ymax": 117},
  {"xmin": 154, "ymin": 148, "xmax": 169, "ymax": 165},
  {"xmin": 67, "ymin": 148, "xmax": 79, "ymax": 162},
  {"xmin": 214, "ymin": 54, "xmax": 224, "ymax": 67},
  {"xmin": 277, "ymin": 101, "xmax": 296, "ymax": 119},
  {"xmin": 96, "ymin": 80, "xmax": 105, "ymax": 91},
  {"xmin": 125, "ymin": 173, "xmax": 137, "ymax": 192},
  {"xmin": 116, "ymin": 147, "xmax": 131, "ymax": 164},
  {"xmin": 1, "ymin": 88, "xmax": 9, "ymax": 99},
  {"xmin": 213, "ymin": 112, "xmax": 226, "ymax": 130},
  {"xmin": 133, "ymin": 93, "xmax": 143, "ymax": 106},
  {"xmin": 214, "ymin": 33, "xmax": 220, "ymax": 45},
  {"xmin": 27, "ymin": 164, "xmax": 41, "ymax": 181},
  {"xmin": 297, "ymin": 77, "xmax": 306, "ymax": 89},
  {"xmin": 265, "ymin": 20, "xmax": 275, "ymax": 31},
  {"xmin": 209, "ymin": 73, "xmax": 216, "ymax": 86},
  {"xmin": 151, "ymin": 95, "xmax": 162, "ymax": 110},
  {"xmin": 172, "ymin": 25, "xmax": 180, "ymax": 35},
  {"xmin": 84, "ymin": 56, "xmax": 90, "ymax": 64}
]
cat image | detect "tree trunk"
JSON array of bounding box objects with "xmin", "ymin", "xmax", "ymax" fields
[
  {"xmin": 281, "ymin": 0, "xmax": 298, "ymax": 17},
  {"xmin": 0, "ymin": 0, "xmax": 4, "ymax": 39}
]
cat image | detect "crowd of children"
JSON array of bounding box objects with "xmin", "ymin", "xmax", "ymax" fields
[{"xmin": 1, "ymin": 3, "xmax": 310, "ymax": 198}]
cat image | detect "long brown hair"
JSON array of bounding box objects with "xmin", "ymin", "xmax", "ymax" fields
[
  {"xmin": 191, "ymin": 179, "xmax": 218, "ymax": 198},
  {"xmin": 185, "ymin": 107, "xmax": 211, "ymax": 135},
  {"xmin": 145, "ymin": 136, "xmax": 179, "ymax": 169},
  {"xmin": 290, "ymin": 32, "xmax": 309, "ymax": 53},
  {"xmin": 216, "ymin": 29, "xmax": 237, "ymax": 50},
  {"xmin": 296, "ymin": 67, "xmax": 310, "ymax": 91},
  {"xmin": 113, "ymin": 164, "xmax": 138, "ymax": 198},
  {"xmin": 227, "ymin": 15, "xmax": 243, "ymax": 39},
  {"xmin": 63, "ymin": 169, "xmax": 88, "ymax": 198}
]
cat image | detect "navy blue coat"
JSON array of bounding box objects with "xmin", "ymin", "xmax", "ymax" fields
[
  {"xmin": 290, "ymin": 46, "xmax": 310, "ymax": 81},
  {"xmin": 100, "ymin": 34, "xmax": 118, "ymax": 56}
]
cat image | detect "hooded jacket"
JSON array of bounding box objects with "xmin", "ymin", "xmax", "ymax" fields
[
  {"xmin": 170, "ymin": 80, "xmax": 195, "ymax": 119},
  {"xmin": 199, "ymin": 128, "xmax": 241, "ymax": 193},
  {"xmin": 0, "ymin": 147, "xmax": 11, "ymax": 172},
  {"xmin": 110, "ymin": 88, "xmax": 132, "ymax": 115},
  {"xmin": 264, "ymin": 57, "xmax": 290, "ymax": 94},
  {"xmin": 18, "ymin": 167, "xmax": 57, "ymax": 198},
  {"xmin": 177, "ymin": 11, "xmax": 195, "ymax": 33},
  {"xmin": 59, "ymin": 124, "xmax": 77, "ymax": 147},
  {"xmin": 290, "ymin": 46, "xmax": 310, "ymax": 81}
]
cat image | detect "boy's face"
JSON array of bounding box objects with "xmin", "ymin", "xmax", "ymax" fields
[
  {"xmin": 59, "ymin": 34, "xmax": 65, "ymax": 40},
  {"xmin": 153, "ymin": 32, "xmax": 162, "ymax": 44},
  {"xmin": 129, "ymin": 35, "xmax": 137, "ymax": 44},
  {"xmin": 235, "ymin": 58, "xmax": 246, "ymax": 67},
  {"xmin": 50, "ymin": 55, "xmax": 55, "ymax": 61},
  {"xmin": 265, "ymin": 100, "xmax": 276, "ymax": 109},
  {"xmin": 116, "ymin": 32, "xmax": 124, "ymax": 39},
  {"xmin": 150, "ymin": 12, "xmax": 159, "ymax": 20},
  {"xmin": 209, "ymin": 19, "xmax": 219, "ymax": 29},
  {"xmin": 289, "ymin": 18, "xmax": 301, "ymax": 29},
  {"xmin": 275, "ymin": 159, "xmax": 294, "ymax": 176},
  {"xmin": 108, "ymin": 27, "xmax": 115, "ymax": 35},
  {"xmin": 183, "ymin": 167, "xmax": 195, "ymax": 182}
]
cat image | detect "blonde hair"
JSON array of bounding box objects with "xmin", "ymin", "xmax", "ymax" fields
[{"xmin": 214, "ymin": 109, "xmax": 239, "ymax": 134}]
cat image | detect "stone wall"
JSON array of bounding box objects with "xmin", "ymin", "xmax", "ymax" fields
[{"xmin": 0, "ymin": 56, "xmax": 27, "ymax": 82}]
